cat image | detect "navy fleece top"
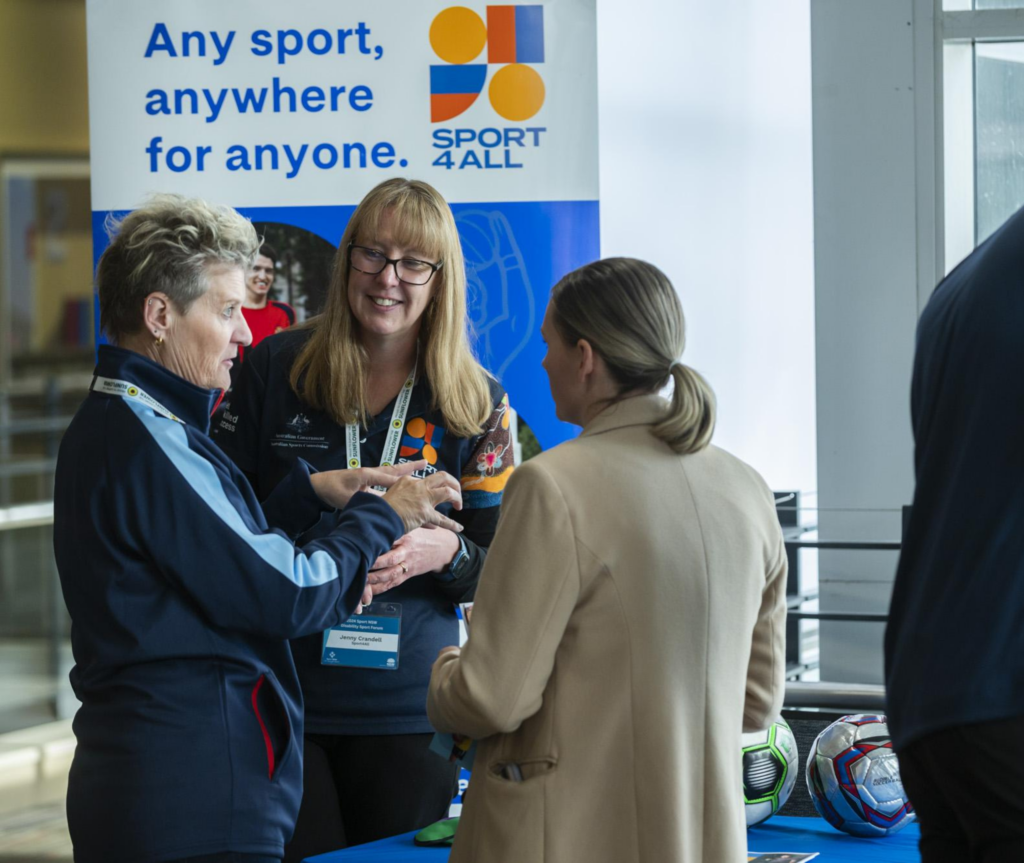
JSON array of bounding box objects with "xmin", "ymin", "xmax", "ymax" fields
[{"xmin": 54, "ymin": 345, "xmax": 403, "ymax": 863}]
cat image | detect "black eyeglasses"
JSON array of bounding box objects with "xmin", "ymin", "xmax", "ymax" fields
[{"xmin": 348, "ymin": 244, "xmax": 443, "ymax": 286}]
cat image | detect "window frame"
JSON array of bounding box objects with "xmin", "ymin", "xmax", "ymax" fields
[{"xmin": 927, "ymin": 5, "xmax": 1024, "ymax": 285}]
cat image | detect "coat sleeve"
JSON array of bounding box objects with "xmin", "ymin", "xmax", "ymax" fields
[
  {"xmin": 258, "ymin": 457, "xmax": 334, "ymax": 539},
  {"xmin": 432, "ymin": 391, "xmax": 516, "ymax": 603},
  {"xmin": 427, "ymin": 457, "xmax": 580, "ymax": 739},
  {"xmin": 130, "ymin": 409, "xmax": 403, "ymax": 640},
  {"xmin": 742, "ymin": 529, "xmax": 788, "ymax": 732}
]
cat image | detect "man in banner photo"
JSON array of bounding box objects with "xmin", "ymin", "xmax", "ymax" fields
[{"xmin": 241, "ymin": 243, "xmax": 295, "ymax": 361}]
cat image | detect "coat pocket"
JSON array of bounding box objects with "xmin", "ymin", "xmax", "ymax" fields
[
  {"xmin": 460, "ymin": 757, "xmax": 556, "ymax": 862},
  {"xmin": 488, "ymin": 757, "xmax": 557, "ymax": 782},
  {"xmin": 250, "ymin": 673, "xmax": 293, "ymax": 781}
]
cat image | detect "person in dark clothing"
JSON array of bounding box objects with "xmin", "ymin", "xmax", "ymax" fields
[
  {"xmin": 213, "ymin": 178, "xmax": 514, "ymax": 861},
  {"xmin": 54, "ymin": 194, "xmax": 463, "ymax": 863},
  {"xmin": 885, "ymin": 202, "xmax": 1024, "ymax": 863}
]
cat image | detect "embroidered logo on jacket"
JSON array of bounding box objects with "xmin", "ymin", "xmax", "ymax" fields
[
  {"xmin": 286, "ymin": 413, "xmax": 312, "ymax": 434},
  {"xmin": 400, "ymin": 417, "xmax": 446, "ymax": 464}
]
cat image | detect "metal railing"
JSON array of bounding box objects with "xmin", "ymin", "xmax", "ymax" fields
[
  {"xmin": 0, "ymin": 503, "xmax": 54, "ymax": 532},
  {"xmin": 784, "ymin": 681, "xmax": 886, "ymax": 713}
]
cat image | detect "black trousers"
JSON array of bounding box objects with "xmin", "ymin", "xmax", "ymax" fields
[
  {"xmin": 282, "ymin": 732, "xmax": 459, "ymax": 863},
  {"xmin": 897, "ymin": 714, "xmax": 1024, "ymax": 863}
]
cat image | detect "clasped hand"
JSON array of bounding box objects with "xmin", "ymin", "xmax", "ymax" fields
[
  {"xmin": 310, "ymin": 460, "xmax": 464, "ymax": 612},
  {"xmin": 310, "ymin": 459, "xmax": 462, "ymax": 533},
  {"xmin": 366, "ymin": 526, "xmax": 463, "ymax": 596}
]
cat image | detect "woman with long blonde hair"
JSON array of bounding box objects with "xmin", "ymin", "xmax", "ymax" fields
[{"xmin": 215, "ymin": 179, "xmax": 515, "ymax": 860}]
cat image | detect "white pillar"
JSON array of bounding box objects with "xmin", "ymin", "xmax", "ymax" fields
[{"xmin": 810, "ymin": 0, "xmax": 939, "ymax": 682}]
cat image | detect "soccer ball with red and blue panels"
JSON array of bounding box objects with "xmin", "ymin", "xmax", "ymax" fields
[{"xmin": 805, "ymin": 713, "xmax": 914, "ymax": 837}]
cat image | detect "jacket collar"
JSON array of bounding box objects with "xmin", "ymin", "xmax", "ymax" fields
[
  {"xmin": 92, "ymin": 345, "xmax": 220, "ymax": 433},
  {"xmin": 579, "ymin": 393, "xmax": 669, "ymax": 438}
]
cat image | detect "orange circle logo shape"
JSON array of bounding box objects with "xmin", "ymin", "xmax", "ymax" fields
[
  {"xmin": 406, "ymin": 417, "xmax": 427, "ymax": 438},
  {"xmin": 422, "ymin": 443, "xmax": 438, "ymax": 465},
  {"xmin": 488, "ymin": 64, "xmax": 545, "ymax": 121},
  {"xmin": 430, "ymin": 7, "xmax": 487, "ymax": 65}
]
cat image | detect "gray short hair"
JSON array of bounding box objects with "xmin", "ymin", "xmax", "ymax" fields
[{"xmin": 97, "ymin": 194, "xmax": 260, "ymax": 343}]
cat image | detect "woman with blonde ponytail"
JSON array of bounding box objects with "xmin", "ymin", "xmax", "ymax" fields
[
  {"xmin": 428, "ymin": 257, "xmax": 788, "ymax": 863},
  {"xmin": 658, "ymin": 360, "xmax": 716, "ymax": 453},
  {"xmin": 213, "ymin": 179, "xmax": 515, "ymax": 861}
]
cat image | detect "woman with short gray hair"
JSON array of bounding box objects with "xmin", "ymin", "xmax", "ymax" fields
[
  {"xmin": 96, "ymin": 194, "xmax": 260, "ymax": 344},
  {"xmin": 54, "ymin": 194, "xmax": 464, "ymax": 863}
]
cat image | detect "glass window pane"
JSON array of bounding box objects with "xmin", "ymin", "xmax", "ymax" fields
[
  {"xmin": 0, "ymin": 523, "xmax": 73, "ymax": 732},
  {"xmin": 1, "ymin": 162, "xmax": 93, "ymax": 508},
  {"xmin": 944, "ymin": 43, "xmax": 976, "ymax": 273},
  {"xmin": 975, "ymin": 43, "xmax": 1024, "ymax": 243},
  {"xmin": 974, "ymin": 0, "xmax": 1024, "ymax": 8},
  {"xmin": 0, "ymin": 160, "xmax": 90, "ymax": 734}
]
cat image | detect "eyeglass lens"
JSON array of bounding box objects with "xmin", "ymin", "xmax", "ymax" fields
[{"xmin": 351, "ymin": 246, "xmax": 436, "ymax": 285}]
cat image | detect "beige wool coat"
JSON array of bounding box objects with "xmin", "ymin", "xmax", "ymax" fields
[{"xmin": 427, "ymin": 394, "xmax": 788, "ymax": 863}]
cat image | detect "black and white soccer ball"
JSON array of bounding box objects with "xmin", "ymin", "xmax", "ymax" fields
[{"xmin": 742, "ymin": 717, "xmax": 798, "ymax": 826}]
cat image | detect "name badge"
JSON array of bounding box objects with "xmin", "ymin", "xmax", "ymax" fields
[{"xmin": 321, "ymin": 603, "xmax": 401, "ymax": 670}]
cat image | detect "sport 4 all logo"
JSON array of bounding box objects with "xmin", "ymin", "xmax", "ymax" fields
[{"xmin": 429, "ymin": 5, "xmax": 545, "ymax": 123}]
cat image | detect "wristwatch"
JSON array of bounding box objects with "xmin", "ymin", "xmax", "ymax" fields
[{"xmin": 445, "ymin": 534, "xmax": 470, "ymax": 581}]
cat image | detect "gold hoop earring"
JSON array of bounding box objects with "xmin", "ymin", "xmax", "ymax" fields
[{"xmin": 154, "ymin": 332, "xmax": 164, "ymax": 347}]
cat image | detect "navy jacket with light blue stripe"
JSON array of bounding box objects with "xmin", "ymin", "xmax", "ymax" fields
[{"xmin": 53, "ymin": 345, "xmax": 403, "ymax": 863}]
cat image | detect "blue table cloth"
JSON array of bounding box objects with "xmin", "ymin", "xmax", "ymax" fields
[
  {"xmin": 748, "ymin": 816, "xmax": 920, "ymax": 861},
  {"xmin": 305, "ymin": 831, "xmax": 448, "ymax": 862},
  {"xmin": 307, "ymin": 815, "xmax": 921, "ymax": 862}
]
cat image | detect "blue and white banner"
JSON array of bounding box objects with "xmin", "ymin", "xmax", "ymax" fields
[{"xmin": 85, "ymin": 0, "xmax": 599, "ymax": 448}]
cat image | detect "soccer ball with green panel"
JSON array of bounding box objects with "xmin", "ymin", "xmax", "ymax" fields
[{"xmin": 742, "ymin": 717, "xmax": 798, "ymax": 826}]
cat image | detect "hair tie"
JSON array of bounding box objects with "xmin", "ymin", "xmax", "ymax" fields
[{"xmin": 669, "ymin": 360, "xmax": 683, "ymax": 374}]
